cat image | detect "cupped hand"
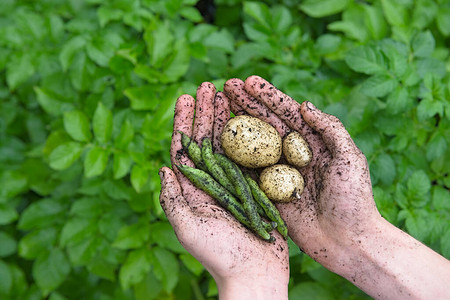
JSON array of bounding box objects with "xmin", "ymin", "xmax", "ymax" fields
[
  {"xmin": 224, "ymin": 76, "xmax": 381, "ymax": 273},
  {"xmin": 159, "ymin": 82, "xmax": 289, "ymax": 298}
]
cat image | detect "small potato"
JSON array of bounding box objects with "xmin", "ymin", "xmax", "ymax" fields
[
  {"xmin": 259, "ymin": 164, "xmax": 304, "ymax": 202},
  {"xmin": 221, "ymin": 115, "xmax": 282, "ymax": 168},
  {"xmin": 283, "ymin": 131, "xmax": 312, "ymax": 168}
]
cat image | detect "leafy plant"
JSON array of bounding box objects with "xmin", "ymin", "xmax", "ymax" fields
[{"xmin": 0, "ymin": 0, "xmax": 449, "ymax": 299}]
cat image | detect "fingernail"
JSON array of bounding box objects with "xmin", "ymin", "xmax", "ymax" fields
[
  {"xmin": 159, "ymin": 168, "xmax": 165, "ymax": 182},
  {"xmin": 306, "ymin": 101, "xmax": 316, "ymax": 110}
]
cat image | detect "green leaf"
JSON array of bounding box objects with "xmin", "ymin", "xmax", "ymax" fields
[
  {"xmin": 49, "ymin": 142, "xmax": 83, "ymax": 170},
  {"xmin": 426, "ymin": 132, "xmax": 447, "ymax": 161},
  {"xmin": 18, "ymin": 228, "xmax": 58, "ymax": 260},
  {"xmin": 32, "ymin": 248, "xmax": 71, "ymax": 296},
  {"xmin": 67, "ymin": 237, "xmax": 101, "ymax": 266},
  {"xmin": 119, "ymin": 248, "xmax": 151, "ymax": 290},
  {"xmin": 381, "ymin": 0, "xmax": 408, "ymax": 27},
  {"xmin": 0, "ymin": 204, "xmax": 18, "ymax": 225},
  {"xmin": 412, "ymin": 31, "xmax": 435, "ymax": 58},
  {"xmin": 124, "ymin": 85, "xmax": 161, "ymax": 111},
  {"xmin": 345, "ymin": 45, "xmax": 387, "ymax": 75},
  {"xmin": 407, "ymin": 170, "xmax": 431, "ymax": 207},
  {"xmin": 151, "ymin": 247, "xmax": 179, "ymax": 293},
  {"xmin": 59, "ymin": 36, "xmax": 87, "ymax": 72},
  {"xmin": 6, "ymin": 54, "xmax": 35, "ymax": 90},
  {"xmin": 179, "ymin": 6, "xmax": 203, "ymax": 22},
  {"xmin": 93, "ymin": 102, "xmax": 113, "ymax": 144},
  {"xmin": 243, "ymin": 1, "xmax": 271, "ymax": 27},
  {"xmin": 400, "ymin": 209, "xmax": 430, "ymax": 241},
  {"xmin": 412, "ymin": 0, "xmax": 438, "ymax": 30},
  {"xmin": 363, "ymin": 4, "xmax": 388, "ymax": 40},
  {"xmin": 113, "ymin": 152, "xmax": 132, "ymax": 179},
  {"xmin": 145, "ymin": 20, "xmax": 174, "ymax": 66},
  {"xmin": 131, "ymin": 164, "xmax": 149, "ymax": 193},
  {"xmin": 417, "ymin": 99, "xmax": 444, "ymax": 121},
  {"xmin": 203, "ymin": 29, "xmax": 235, "ymax": 53},
  {"xmin": 149, "ymin": 222, "xmax": 187, "ymax": 254},
  {"xmin": 112, "ymin": 220, "xmax": 150, "ymax": 250},
  {"xmin": 373, "ymin": 153, "xmax": 396, "ymax": 186},
  {"xmin": 441, "ymin": 229, "xmax": 450, "ymax": 258},
  {"xmin": 18, "ymin": 199, "xmax": 65, "ymax": 230},
  {"xmin": 0, "ymin": 170, "xmax": 27, "ymax": 199},
  {"xmin": 0, "ymin": 260, "xmax": 12, "ymax": 295},
  {"xmin": 179, "ymin": 254, "xmax": 203, "ymax": 276},
  {"xmin": 84, "ymin": 146, "xmax": 109, "ymax": 178},
  {"xmin": 63, "ymin": 110, "xmax": 92, "ymax": 142},
  {"xmin": 289, "ymin": 282, "xmax": 334, "ymax": 300},
  {"xmin": 362, "ymin": 74, "xmax": 397, "ymax": 97},
  {"xmin": 86, "ymin": 32, "xmax": 123, "ymax": 67},
  {"xmin": 386, "ymin": 86, "xmax": 412, "ymax": 114},
  {"xmin": 70, "ymin": 197, "xmax": 103, "ymax": 218},
  {"xmin": 0, "ymin": 232, "xmax": 17, "ymax": 257},
  {"xmin": 60, "ymin": 218, "xmax": 96, "ymax": 247},
  {"xmin": 300, "ymin": 0, "xmax": 350, "ymax": 18},
  {"xmin": 115, "ymin": 120, "xmax": 134, "ymax": 149},
  {"xmin": 436, "ymin": 7, "xmax": 450, "ymax": 36},
  {"xmin": 102, "ymin": 179, "xmax": 131, "ymax": 201},
  {"xmin": 34, "ymin": 87, "xmax": 75, "ymax": 116},
  {"xmin": 432, "ymin": 186, "xmax": 450, "ymax": 211}
]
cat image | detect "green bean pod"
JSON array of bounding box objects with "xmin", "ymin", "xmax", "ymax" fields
[
  {"xmin": 179, "ymin": 131, "xmax": 207, "ymax": 171},
  {"xmin": 244, "ymin": 173, "xmax": 288, "ymax": 239},
  {"xmin": 176, "ymin": 164, "xmax": 274, "ymax": 242},
  {"xmin": 201, "ymin": 138, "xmax": 238, "ymax": 197},
  {"xmin": 213, "ymin": 153, "xmax": 271, "ymax": 241}
]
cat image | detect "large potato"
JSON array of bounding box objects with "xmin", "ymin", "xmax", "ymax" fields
[
  {"xmin": 259, "ymin": 164, "xmax": 304, "ymax": 202},
  {"xmin": 221, "ymin": 115, "xmax": 282, "ymax": 168}
]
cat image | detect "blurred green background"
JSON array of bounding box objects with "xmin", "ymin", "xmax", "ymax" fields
[{"xmin": 0, "ymin": 0, "xmax": 449, "ymax": 299}]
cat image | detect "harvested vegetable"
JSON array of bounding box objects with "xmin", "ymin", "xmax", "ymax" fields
[
  {"xmin": 220, "ymin": 115, "xmax": 282, "ymax": 168},
  {"xmin": 259, "ymin": 164, "xmax": 304, "ymax": 203},
  {"xmin": 176, "ymin": 164, "xmax": 274, "ymax": 242},
  {"xmin": 283, "ymin": 131, "xmax": 312, "ymax": 168},
  {"xmin": 214, "ymin": 153, "xmax": 270, "ymax": 241},
  {"xmin": 244, "ymin": 174, "xmax": 288, "ymax": 238}
]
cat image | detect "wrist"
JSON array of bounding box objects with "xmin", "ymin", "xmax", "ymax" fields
[{"xmin": 215, "ymin": 273, "xmax": 289, "ymax": 300}]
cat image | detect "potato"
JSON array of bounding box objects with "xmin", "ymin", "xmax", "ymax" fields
[
  {"xmin": 283, "ymin": 131, "xmax": 312, "ymax": 168},
  {"xmin": 221, "ymin": 115, "xmax": 282, "ymax": 168},
  {"xmin": 259, "ymin": 164, "xmax": 304, "ymax": 202}
]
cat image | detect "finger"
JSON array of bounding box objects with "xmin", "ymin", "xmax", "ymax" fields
[
  {"xmin": 212, "ymin": 92, "xmax": 230, "ymax": 153},
  {"xmin": 224, "ymin": 78, "xmax": 290, "ymax": 137},
  {"xmin": 171, "ymin": 94, "xmax": 215, "ymax": 207},
  {"xmin": 159, "ymin": 167, "xmax": 193, "ymax": 230},
  {"xmin": 193, "ymin": 82, "xmax": 216, "ymax": 145},
  {"xmin": 244, "ymin": 75, "xmax": 307, "ymax": 133},
  {"xmin": 230, "ymin": 99, "xmax": 246, "ymax": 116},
  {"xmin": 171, "ymin": 94, "xmax": 196, "ymax": 168},
  {"xmin": 300, "ymin": 101, "xmax": 359, "ymax": 158}
]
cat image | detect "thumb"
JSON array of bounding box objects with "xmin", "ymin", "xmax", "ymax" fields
[
  {"xmin": 159, "ymin": 166, "xmax": 193, "ymax": 229},
  {"xmin": 300, "ymin": 101, "xmax": 358, "ymax": 158}
]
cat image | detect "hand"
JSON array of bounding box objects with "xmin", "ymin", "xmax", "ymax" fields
[
  {"xmin": 159, "ymin": 82, "xmax": 289, "ymax": 300},
  {"xmin": 224, "ymin": 76, "xmax": 450, "ymax": 300},
  {"xmin": 224, "ymin": 76, "xmax": 380, "ymax": 272}
]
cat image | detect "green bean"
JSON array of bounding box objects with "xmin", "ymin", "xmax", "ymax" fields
[
  {"xmin": 244, "ymin": 173, "xmax": 288, "ymax": 239},
  {"xmin": 201, "ymin": 138, "xmax": 238, "ymax": 197},
  {"xmin": 176, "ymin": 164, "xmax": 274, "ymax": 242},
  {"xmin": 179, "ymin": 131, "xmax": 207, "ymax": 171},
  {"xmin": 213, "ymin": 153, "xmax": 271, "ymax": 241}
]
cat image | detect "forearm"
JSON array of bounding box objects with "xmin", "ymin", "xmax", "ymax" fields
[
  {"xmin": 215, "ymin": 273, "xmax": 289, "ymax": 300},
  {"xmin": 339, "ymin": 217, "xmax": 450, "ymax": 299}
]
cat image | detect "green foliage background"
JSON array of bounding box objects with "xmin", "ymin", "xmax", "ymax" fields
[{"xmin": 0, "ymin": 0, "xmax": 449, "ymax": 299}]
